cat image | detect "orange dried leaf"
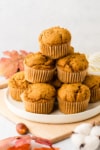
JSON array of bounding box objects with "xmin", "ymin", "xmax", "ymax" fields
[
  {"xmin": 8, "ymin": 144, "xmax": 30, "ymax": 150},
  {"xmin": 34, "ymin": 147, "xmax": 60, "ymax": 150}
]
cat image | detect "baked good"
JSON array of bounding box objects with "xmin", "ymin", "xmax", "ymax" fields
[
  {"xmin": 57, "ymin": 83, "xmax": 90, "ymax": 114},
  {"xmin": 8, "ymin": 71, "xmax": 29, "ymax": 101},
  {"xmin": 50, "ymin": 71, "xmax": 62, "ymax": 89},
  {"xmin": 21, "ymin": 83, "xmax": 56, "ymax": 114},
  {"xmin": 56, "ymin": 52, "xmax": 88, "ymax": 83},
  {"xmin": 83, "ymin": 75, "xmax": 100, "ymax": 103},
  {"xmin": 67, "ymin": 46, "xmax": 74, "ymax": 54},
  {"xmin": 24, "ymin": 52, "xmax": 56, "ymax": 83},
  {"xmin": 38, "ymin": 26, "xmax": 71, "ymax": 59}
]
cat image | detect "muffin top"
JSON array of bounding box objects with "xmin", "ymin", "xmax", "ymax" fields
[
  {"xmin": 57, "ymin": 53, "xmax": 88, "ymax": 72},
  {"xmin": 8, "ymin": 71, "xmax": 29, "ymax": 89},
  {"xmin": 24, "ymin": 52, "xmax": 55, "ymax": 69},
  {"xmin": 22, "ymin": 83, "xmax": 56, "ymax": 102},
  {"xmin": 38, "ymin": 26, "xmax": 71, "ymax": 45},
  {"xmin": 57, "ymin": 83, "xmax": 90, "ymax": 102},
  {"xmin": 83, "ymin": 75, "xmax": 100, "ymax": 89}
]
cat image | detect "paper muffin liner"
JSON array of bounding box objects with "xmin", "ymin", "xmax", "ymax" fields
[
  {"xmin": 57, "ymin": 97, "xmax": 89, "ymax": 114},
  {"xmin": 21, "ymin": 95, "xmax": 55, "ymax": 114},
  {"xmin": 90, "ymin": 88, "xmax": 100, "ymax": 103},
  {"xmin": 40, "ymin": 43, "xmax": 70, "ymax": 59},
  {"xmin": 24, "ymin": 63, "xmax": 56, "ymax": 83},
  {"xmin": 57, "ymin": 67, "xmax": 88, "ymax": 83},
  {"xmin": 8, "ymin": 87, "xmax": 24, "ymax": 101}
]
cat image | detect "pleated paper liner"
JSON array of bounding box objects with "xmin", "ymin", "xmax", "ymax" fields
[
  {"xmin": 57, "ymin": 67, "xmax": 87, "ymax": 83},
  {"xmin": 40, "ymin": 43, "xmax": 70, "ymax": 59},
  {"xmin": 58, "ymin": 98, "xmax": 90, "ymax": 114},
  {"xmin": 24, "ymin": 63, "xmax": 55, "ymax": 83},
  {"xmin": 21, "ymin": 93, "xmax": 55, "ymax": 114},
  {"xmin": 90, "ymin": 88, "xmax": 100, "ymax": 103}
]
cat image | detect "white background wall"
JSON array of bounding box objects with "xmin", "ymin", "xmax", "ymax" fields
[{"xmin": 0, "ymin": 0, "xmax": 100, "ymax": 54}]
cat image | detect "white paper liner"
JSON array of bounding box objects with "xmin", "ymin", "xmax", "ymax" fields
[
  {"xmin": 24, "ymin": 63, "xmax": 55, "ymax": 83},
  {"xmin": 40, "ymin": 43, "xmax": 70, "ymax": 59},
  {"xmin": 22, "ymin": 99, "xmax": 55, "ymax": 114},
  {"xmin": 57, "ymin": 67, "xmax": 88, "ymax": 83},
  {"xmin": 57, "ymin": 98, "xmax": 90, "ymax": 114}
]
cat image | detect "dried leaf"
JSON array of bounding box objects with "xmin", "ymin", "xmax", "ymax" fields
[
  {"xmin": 0, "ymin": 50, "xmax": 30, "ymax": 78},
  {"xmin": 33, "ymin": 148, "xmax": 60, "ymax": 150}
]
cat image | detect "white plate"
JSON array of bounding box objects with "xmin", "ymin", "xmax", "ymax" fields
[{"xmin": 5, "ymin": 89, "xmax": 100, "ymax": 124}]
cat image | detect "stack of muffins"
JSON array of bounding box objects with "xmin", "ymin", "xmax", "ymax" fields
[{"xmin": 8, "ymin": 26, "xmax": 100, "ymax": 114}]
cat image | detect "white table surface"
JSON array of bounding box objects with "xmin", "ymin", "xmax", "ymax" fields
[{"xmin": 0, "ymin": 0, "xmax": 100, "ymax": 149}]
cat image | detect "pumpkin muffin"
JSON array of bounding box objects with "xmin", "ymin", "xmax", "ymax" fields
[
  {"xmin": 83, "ymin": 75, "xmax": 100, "ymax": 103},
  {"xmin": 57, "ymin": 83, "xmax": 90, "ymax": 114},
  {"xmin": 21, "ymin": 83, "xmax": 56, "ymax": 114},
  {"xmin": 56, "ymin": 52, "xmax": 88, "ymax": 83},
  {"xmin": 8, "ymin": 71, "xmax": 29, "ymax": 101},
  {"xmin": 24, "ymin": 52, "xmax": 56, "ymax": 83},
  {"xmin": 38, "ymin": 26, "xmax": 71, "ymax": 59}
]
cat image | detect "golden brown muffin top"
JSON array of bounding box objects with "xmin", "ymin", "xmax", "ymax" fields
[
  {"xmin": 57, "ymin": 53, "xmax": 88, "ymax": 72},
  {"xmin": 38, "ymin": 26, "xmax": 71, "ymax": 45},
  {"xmin": 57, "ymin": 83, "xmax": 90, "ymax": 102},
  {"xmin": 83, "ymin": 75, "xmax": 100, "ymax": 89},
  {"xmin": 22, "ymin": 83, "xmax": 56, "ymax": 102},
  {"xmin": 8, "ymin": 71, "xmax": 29, "ymax": 89},
  {"xmin": 24, "ymin": 52, "xmax": 55, "ymax": 69}
]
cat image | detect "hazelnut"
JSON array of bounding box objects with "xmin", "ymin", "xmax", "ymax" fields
[{"xmin": 16, "ymin": 123, "xmax": 29, "ymax": 135}]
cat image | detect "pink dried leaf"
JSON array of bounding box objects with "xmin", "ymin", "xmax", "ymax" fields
[
  {"xmin": 0, "ymin": 135, "xmax": 54, "ymax": 150},
  {"xmin": 18, "ymin": 59, "xmax": 24, "ymax": 71},
  {"xmin": 0, "ymin": 137, "xmax": 17, "ymax": 150},
  {"xmin": 32, "ymin": 136, "xmax": 54, "ymax": 149},
  {"xmin": 0, "ymin": 50, "xmax": 31, "ymax": 78},
  {"xmin": 14, "ymin": 135, "xmax": 31, "ymax": 148},
  {"xmin": 3, "ymin": 50, "xmax": 20, "ymax": 60},
  {"xmin": 0, "ymin": 58, "xmax": 18, "ymax": 78},
  {"xmin": 0, "ymin": 58, "xmax": 12, "ymax": 74},
  {"xmin": 20, "ymin": 50, "xmax": 30, "ymax": 57}
]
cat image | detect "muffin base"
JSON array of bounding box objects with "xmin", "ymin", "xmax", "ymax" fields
[
  {"xmin": 90, "ymin": 88, "xmax": 100, "ymax": 103},
  {"xmin": 22, "ymin": 98, "xmax": 55, "ymax": 114},
  {"xmin": 57, "ymin": 97, "xmax": 89, "ymax": 114},
  {"xmin": 57, "ymin": 67, "xmax": 88, "ymax": 83},
  {"xmin": 24, "ymin": 63, "xmax": 56, "ymax": 83},
  {"xmin": 9, "ymin": 87, "xmax": 24, "ymax": 101},
  {"xmin": 40, "ymin": 43, "xmax": 70, "ymax": 59}
]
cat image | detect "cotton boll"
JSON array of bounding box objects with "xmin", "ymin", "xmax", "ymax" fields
[
  {"xmin": 73, "ymin": 123, "xmax": 93, "ymax": 135},
  {"xmin": 71, "ymin": 134, "xmax": 85, "ymax": 149},
  {"xmin": 90, "ymin": 126, "xmax": 100, "ymax": 137},
  {"xmin": 81, "ymin": 135, "xmax": 100, "ymax": 150}
]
